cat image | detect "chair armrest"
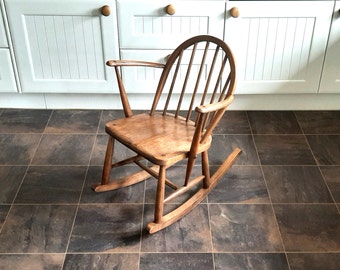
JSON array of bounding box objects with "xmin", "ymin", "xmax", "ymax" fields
[
  {"xmin": 195, "ymin": 95, "xmax": 234, "ymax": 114},
  {"xmin": 106, "ymin": 60, "xmax": 165, "ymax": 68}
]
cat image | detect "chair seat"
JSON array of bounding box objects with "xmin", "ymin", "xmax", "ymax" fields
[{"xmin": 105, "ymin": 113, "xmax": 212, "ymax": 165}]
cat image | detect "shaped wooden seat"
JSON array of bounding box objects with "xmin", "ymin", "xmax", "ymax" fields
[{"xmin": 92, "ymin": 35, "xmax": 242, "ymax": 233}]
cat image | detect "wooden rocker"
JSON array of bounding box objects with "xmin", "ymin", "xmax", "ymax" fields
[{"xmin": 92, "ymin": 35, "xmax": 242, "ymax": 233}]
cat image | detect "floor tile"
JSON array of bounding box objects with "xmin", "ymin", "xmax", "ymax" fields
[
  {"xmin": 307, "ymin": 135, "xmax": 340, "ymax": 165},
  {"xmin": 0, "ymin": 205, "xmax": 77, "ymax": 253},
  {"xmin": 210, "ymin": 135, "xmax": 259, "ymax": 165},
  {"xmin": 320, "ymin": 166, "xmax": 340, "ymax": 202},
  {"xmin": 0, "ymin": 254, "xmax": 64, "ymax": 270},
  {"xmin": 139, "ymin": 253, "xmax": 214, "ymax": 270},
  {"xmin": 215, "ymin": 111, "xmax": 251, "ymax": 134},
  {"xmin": 263, "ymin": 165, "xmax": 333, "ymax": 203},
  {"xmin": 214, "ymin": 253, "xmax": 289, "ymax": 270},
  {"xmin": 274, "ymin": 204, "xmax": 340, "ymax": 252},
  {"xmin": 63, "ymin": 253, "xmax": 139, "ymax": 270},
  {"xmin": 287, "ymin": 253, "xmax": 340, "ymax": 270},
  {"xmin": 0, "ymin": 205, "xmax": 10, "ymax": 228},
  {"xmin": 209, "ymin": 204, "xmax": 283, "ymax": 252},
  {"xmin": 0, "ymin": 109, "xmax": 52, "ymax": 133},
  {"xmin": 248, "ymin": 111, "xmax": 302, "ymax": 134},
  {"xmin": 31, "ymin": 134, "xmax": 95, "ymax": 165},
  {"xmin": 0, "ymin": 166, "xmax": 27, "ymax": 203},
  {"xmin": 45, "ymin": 110, "xmax": 101, "ymax": 133},
  {"xmin": 254, "ymin": 135, "xmax": 316, "ymax": 165},
  {"xmin": 15, "ymin": 166, "xmax": 87, "ymax": 204},
  {"xmin": 0, "ymin": 134, "xmax": 41, "ymax": 165},
  {"xmin": 208, "ymin": 165, "xmax": 270, "ymax": 203},
  {"xmin": 141, "ymin": 204, "xmax": 212, "ymax": 252},
  {"xmin": 68, "ymin": 204, "xmax": 143, "ymax": 252},
  {"xmin": 81, "ymin": 166, "xmax": 145, "ymax": 203},
  {"xmin": 295, "ymin": 111, "xmax": 340, "ymax": 134}
]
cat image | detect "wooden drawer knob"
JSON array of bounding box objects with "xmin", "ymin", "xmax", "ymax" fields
[
  {"xmin": 166, "ymin": 4, "xmax": 176, "ymax": 15},
  {"xmin": 101, "ymin": 5, "xmax": 111, "ymax": 16},
  {"xmin": 230, "ymin": 7, "xmax": 240, "ymax": 18}
]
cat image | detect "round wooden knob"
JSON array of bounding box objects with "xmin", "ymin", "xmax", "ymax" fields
[
  {"xmin": 166, "ymin": 4, "xmax": 176, "ymax": 15},
  {"xmin": 230, "ymin": 7, "xmax": 240, "ymax": 18},
  {"xmin": 101, "ymin": 5, "xmax": 111, "ymax": 16}
]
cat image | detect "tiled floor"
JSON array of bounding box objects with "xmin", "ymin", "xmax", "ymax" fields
[{"xmin": 0, "ymin": 109, "xmax": 339, "ymax": 269}]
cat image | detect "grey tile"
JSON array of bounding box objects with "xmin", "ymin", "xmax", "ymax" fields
[
  {"xmin": 287, "ymin": 253, "xmax": 340, "ymax": 270},
  {"xmin": 81, "ymin": 166, "xmax": 145, "ymax": 203},
  {"xmin": 0, "ymin": 205, "xmax": 76, "ymax": 253},
  {"xmin": 208, "ymin": 166, "xmax": 270, "ymax": 203},
  {"xmin": 248, "ymin": 111, "xmax": 302, "ymax": 134},
  {"xmin": 0, "ymin": 134, "xmax": 41, "ymax": 165},
  {"xmin": 63, "ymin": 253, "xmax": 139, "ymax": 270},
  {"xmin": 214, "ymin": 253, "xmax": 289, "ymax": 270},
  {"xmin": 0, "ymin": 254, "xmax": 64, "ymax": 270},
  {"xmin": 139, "ymin": 253, "xmax": 214, "ymax": 270},
  {"xmin": 15, "ymin": 166, "xmax": 87, "ymax": 204},
  {"xmin": 68, "ymin": 204, "xmax": 143, "ymax": 252},
  {"xmin": 45, "ymin": 110, "xmax": 101, "ymax": 133},
  {"xmin": 215, "ymin": 111, "xmax": 251, "ymax": 134},
  {"xmin": 254, "ymin": 135, "xmax": 316, "ymax": 165},
  {"xmin": 210, "ymin": 135, "xmax": 259, "ymax": 165},
  {"xmin": 141, "ymin": 204, "xmax": 212, "ymax": 252},
  {"xmin": 0, "ymin": 205, "xmax": 10, "ymax": 228},
  {"xmin": 209, "ymin": 204, "xmax": 283, "ymax": 252},
  {"xmin": 295, "ymin": 111, "xmax": 340, "ymax": 134},
  {"xmin": 307, "ymin": 135, "xmax": 340, "ymax": 165},
  {"xmin": 0, "ymin": 109, "xmax": 52, "ymax": 133},
  {"xmin": 274, "ymin": 204, "xmax": 340, "ymax": 252},
  {"xmin": 31, "ymin": 134, "xmax": 95, "ymax": 165},
  {"xmin": 263, "ymin": 166, "xmax": 333, "ymax": 203},
  {"xmin": 320, "ymin": 166, "xmax": 340, "ymax": 202},
  {"xmin": 0, "ymin": 166, "xmax": 27, "ymax": 203}
]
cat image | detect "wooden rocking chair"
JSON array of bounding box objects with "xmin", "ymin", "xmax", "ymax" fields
[{"xmin": 92, "ymin": 35, "xmax": 242, "ymax": 233}]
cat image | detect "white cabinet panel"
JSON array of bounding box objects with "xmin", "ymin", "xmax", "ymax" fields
[
  {"xmin": 225, "ymin": 1, "xmax": 333, "ymax": 94},
  {"xmin": 117, "ymin": 0, "xmax": 226, "ymax": 49},
  {"xmin": 0, "ymin": 49, "xmax": 17, "ymax": 92},
  {"xmin": 0, "ymin": 4, "xmax": 7, "ymax": 47},
  {"xmin": 5, "ymin": 0, "xmax": 119, "ymax": 93},
  {"xmin": 319, "ymin": 1, "xmax": 340, "ymax": 93}
]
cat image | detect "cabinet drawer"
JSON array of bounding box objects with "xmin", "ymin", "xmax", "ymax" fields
[
  {"xmin": 0, "ymin": 6, "xmax": 8, "ymax": 47},
  {"xmin": 117, "ymin": 0, "xmax": 225, "ymax": 49},
  {"xmin": 0, "ymin": 49, "xmax": 17, "ymax": 92}
]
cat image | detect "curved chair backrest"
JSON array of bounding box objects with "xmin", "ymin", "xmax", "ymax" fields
[{"xmin": 150, "ymin": 35, "xmax": 236, "ymax": 122}]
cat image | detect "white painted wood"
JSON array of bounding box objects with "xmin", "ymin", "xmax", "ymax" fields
[
  {"xmin": 4, "ymin": 0, "xmax": 119, "ymax": 93},
  {"xmin": 225, "ymin": 1, "xmax": 333, "ymax": 94},
  {"xmin": 319, "ymin": 1, "xmax": 340, "ymax": 93},
  {"xmin": 0, "ymin": 49, "xmax": 17, "ymax": 92},
  {"xmin": 117, "ymin": 0, "xmax": 226, "ymax": 49},
  {"xmin": 0, "ymin": 3, "xmax": 7, "ymax": 47}
]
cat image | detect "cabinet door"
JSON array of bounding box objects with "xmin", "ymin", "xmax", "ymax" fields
[
  {"xmin": 319, "ymin": 1, "xmax": 340, "ymax": 93},
  {"xmin": 225, "ymin": 1, "xmax": 333, "ymax": 94},
  {"xmin": 5, "ymin": 0, "xmax": 119, "ymax": 93},
  {"xmin": 0, "ymin": 49, "xmax": 17, "ymax": 92},
  {"xmin": 117, "ymin": 0, "xmax": 226, "ymax": 49},
  {"xmin": 0, "ymin": 5, "xmax": 8, "ymax": 47}
]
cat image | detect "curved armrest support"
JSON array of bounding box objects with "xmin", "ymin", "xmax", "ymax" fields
[{"xmin": 106, "ymin": 60, "xmax": 165, "ymax": 68}]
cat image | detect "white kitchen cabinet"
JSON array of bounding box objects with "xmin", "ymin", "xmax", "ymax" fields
[
  {"xmin": 117, "ymin": 0, "xmax": 226, "ymax": 93},
  {"xmin": 0, "ymin": 1, "xmax": 17, "ymax": 93},
  {"xmin": 225, "ymin": 1, "xmax": 334, "ymax": 94},
  {"xmin": 319, "ymin": 1, "xmax": 340, "ymax": 93},
  {"xmin": 117, "ymin": 0, "xmax": 226, "ymax": 49},
  {"xmin": 4, "ymin": 0, "xmax": 119, "ymax": 93}
]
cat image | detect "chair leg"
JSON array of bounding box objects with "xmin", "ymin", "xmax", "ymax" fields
[
  {"xmin": 154, "ymin": 165, "xmax": 166, "ymax": 223},
  {"xmin": 201, "ymin": 151, "xmax": 211, "ymax": 189},
  {"xmin": 101, "ymin": 136, "xmax": 115, "ymax": 185}
]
